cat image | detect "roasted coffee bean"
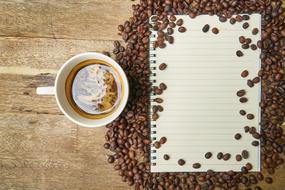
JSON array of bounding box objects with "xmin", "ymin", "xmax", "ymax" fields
[
  {"xmin": 235, "ymin": 133, "xmax": 242, "ymax": 140},
  {"xmin": 246, "ymin": 162, "xmax": 253, "ymax": 170},
  {"xmin": 265, "ymin": 177, "xmax": 273, "ymax": 184},
  {"xmin": 157, "ymin": 105, "xmax": 164, "ymax": 112},
  {"xmin": 236, "ymin": 50, "xmax": 243, "ymax": 57},
  {"xmin": 202, "ymin": 24, "xmax": 210, "ymax": 33},
  {"xmin": 237, "ymin": 89, "xmax": 246, "ymax": 97},
  {"xmin": 108, "ymin": 155, "xmax": 115, "ymax": 163},
  {"xmin": 242, "ymin": 15, "xmax": 250, "ymax": 20},
  {"xmin": 154, "ymin": 87, "xmax": 163, "ymax": 95},
  {"xmin": 244, "ymin": 126, "xmax": 250, "ymax": 133},
  {"xmin": 152, "ymin": 105, "xmax": 159, "ymax": 113},
  {"xmin": 230, "ymin": 18, "xmax": 236, "ymax": 24},
  {"xmin": 178, "ymin": 26, "xmax": 186, "ymax": 33},
  {"xmin": 247, "ymin": 80, "xmax": 254, "ymax": 87},
  {"xmin": 169, "ymin": 15, "xmax": 176, "ymax": 22},
  {"xmin": 154, "ymin": 141, "xmax": 161, "ymax": 149},
  {"xmin": 255, "ymin": 186, "xmax": 262, "ymax": 190},
  {"xmin": 236, "ymin": 15, "xmax": 243, "ymax": 22},
  {"xmin": 236, "ymin": 154, "xmax": 242, "ymax": 161},
  {"xmin": 212, "ymin": 27, "xmax": 219, "ymax": 34},
  {"xmin": 245, "ymin": 38, "xmax": 252, "ymax": 44},
  {"xmin": 176, "ymin": 18, "xmax": 183, "ymax": 26},
  {"xmin": 251, "ymin": 44, "xmax": 257, "ymax": 50},
  {"xmin": 205, "ymin": 152, "xmax": 212, "ymax": 159},
  {"xmin": 163, "ymin": 154, "xmax": 170, "ymax": 160},
  {"xmin": 159, "ymin": 83, "xmax": 167, "ymax": 90},
  {"xmin": 253, "ymin": 132, "xmax": 261, "ymax": 139},
  {"xmin": 252, "ymin": 77, "xmax": 260, "ymax": 83},
  {"xmin": 252, "ymin": 141, "xmax": 259, "ymax": 146},
  {"xmin": 167, "ymin": 28, "xmax": 174, "ymax": 35},
  {"xmin": 247, "ymin": 114, "xmax": 254, "ymax": 120},
  {"xmin": 217, "ymin": 152, "xmax": 223, "ymax": 160},
  {"xmin": 159, "ymin": 137, "xmax": 167, "ymax": 144},
  {"xmin": 241, "ymin": 166, "xmax": 248, "ymax": 174},
  {"xmin": 242, "ymin": 44, "xmax": 250, "ymax": 49},
  {"xmin": 159, "ymin": 63, "xmax": 167, "ymax": 70},
  {"xmin": 103, "ymin": 143, "xmax": 110, "ymax": 149},
  {"xmin": 239, "ymin": 36, "xmax": 246, "ymax": 44},
  {"xmin": 193, "ymin": 163, "xmax": 201, "ymax": 169},
  {"xmin": 249, "ymin": 127, "xmax": 256, "ymax": 134},
  {"xmin": 240, "ymin": 110, "xmax": 246, "ymax": 116},
  {"xmin": 240, "ymin": 97, "xmax": 248, "ymax": 103},
  {"xmin": 154, "ymin": 98, "xmax": 163, "ymax": 103},
  {"xmin": 242, "ymin": 150, "xmax": 249, "ymax": 159},
  {"xmin": 241, "ymin": 70, "xmax": 249, "ymax": 78},
  {"xmin": 152, "ymin": 113, "xmax": 159, "ymax": 121},
  {"xmin": 242, "ymin": 22, "xmax": 250, "ymax": 29},
  {"xmin": 169, "ymin": 22, "xmax": 176, "ymax": 28},
  {"xmin": 178, "ymin": 159, "xmax": 185, "ymax": 166},
  {"xmin": 223, "ymin": 153, "xmax": 231, "ymax": 161},
  {"xmin": 257, "ymin": 173, "xmax": 264, "ymax": 181},
  {"xmin": 168, "ymin": 36, "xmax": 174, "ymax": 44},
  {"xmin": 252, "ymin": 28, "xmax": 259, "ymax": 35}
]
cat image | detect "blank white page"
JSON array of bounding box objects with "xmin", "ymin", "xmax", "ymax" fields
[{"xmin": 150, "ymin": 14, "xmax": 261, "ymax": 172}]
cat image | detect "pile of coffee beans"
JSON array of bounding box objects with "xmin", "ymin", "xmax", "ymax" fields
[{"xmin": 104, "ymin": 0, "xmax": 285, "ymax": 189}]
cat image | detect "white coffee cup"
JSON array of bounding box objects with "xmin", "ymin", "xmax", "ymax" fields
[{"xmin": 37, "ymin": 52, "xmax": 129, "ymax": 128}]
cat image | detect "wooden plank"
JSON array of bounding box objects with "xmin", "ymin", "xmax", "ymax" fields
[
  {"xmin": 0, "ymin": 0, "xmax": 133, "ymax": 40},
  {"xmin": 0, "ymin": 113, "xmax": 131, "ymax": 190},
  {"xmin": 0, "ymin": 37, "xmax": 115, "ymax": 70}
]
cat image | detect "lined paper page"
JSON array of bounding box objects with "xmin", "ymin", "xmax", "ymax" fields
[{"xmin": 150, "ymin": 14, "xmax": 261, "ymax": 172}]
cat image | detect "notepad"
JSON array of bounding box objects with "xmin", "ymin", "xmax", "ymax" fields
[{"xmin": 150, "ymin": 14, "xmax": 261, "ymax": 172}]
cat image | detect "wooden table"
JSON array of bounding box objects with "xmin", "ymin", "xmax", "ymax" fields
[{"xmin": 0, "ymin": 1, "xmax": 284, "ymax": 189}]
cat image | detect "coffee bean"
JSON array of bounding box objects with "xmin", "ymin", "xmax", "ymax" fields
[
  {"xmin": 157, "ymin": 105, "xmax": 164, "ymax": 112},
  {"xmin": 242, "ymin": 44, "xmax": 250, "ymax": 49},
  {"xmin": 212, "ymin": 27, "xmax": 219, "ymax": 34},
  {"xmin": 167, "ymin": 28, "xmax": 174, "ymax": 35},
  {"xmin": 236, "ymin": 50, "xmax": 243, "ymax": 57},
  {"xmin": 202, "ymin": 24, "xmax": 210, "ymax": 33},
  {"xmin": 252, "ymin": 77, "xmax": 260, "ymax": 84},
  {"xmin": 247, "ymin": 114, "xmax": 254, "ymax": 120},
  {"xmin": 236, "ymin": 15, "xmax": 243, "ymax": 22},
  {"xmin": 243, "ymin": 22, "xmax": 249, "ymax": 29},
  {"xmin": 205, "ymin": 152, "xmax": 212, "ymax": 159},
  {"xmin": 249, "ymin": 127, "xmax": 256, "ymax": 134},
  {"xmin": 240, "ymin": 110, "xmax": 246, "ymax": 116},
  {"xmin": 108, "ymin": 155, "xmax": 115, "ymax": 163},
  {"xmin": 154, "ymin": 87, "xmax": 163, "ymax": 95},
  {"xmin": 235, "ymin": 133, "xmax": 242, "ymax": 140},
  {"xmin": 152, "ymin": 105, "xmax": 159, "ymax": 113},
  {"xmin": 193, "ymin": 163, "xmax": 201, "ymax": 169},
  {"xmin": 246, "ymin": 162, "xmax": 253, "ymax": 170},
  {"xmin": 217, "ymin": 152, "xmax": 223, "ymax": 160},
  {"xmin": 242, "ymin": 150, "xmax": 249, "ymax": 159},
  {"xmin": 163, "ymin": 154, "xmax": 170, "ymax": 160},
  {"xmin": 241, "ymin": 166, "xmax": 248, "ymax": 174},
  {"xmin": 247, "ymin": 80, "xmax": 254, "ymax": 87},
  {"xmin": 252, "ymin": 28, "xmax": 259, "ymax": 35},
  {"xmin": 236, "ymin": 154, "xmax": 242, "ymax": 161},
  {"xmin": 252, "ymin": 132, "xmax": 261, "ymax": 139},
  {"xmin": 178, "ymin": 159, "xmax": 185, "ymax": 166},
  {"xmin": 237, "ymin": 89, "xmax": 246, "ymax": 97},
  {"xmin": 265, "ymin": 177, "xmax": 273, "ymax": 184},
  {"xmin": 178, "ymin": 26, "xmax": 186, "ymax": 33},
  {"xmin": 152, "ymin": 113, "xmax": 159, "ymax": 121},
  {"xmin": 168, "ymin": 36, "xmax": 174, "ymax": 44},
  {"xmin": 169, "ymin": 22, "xmax": 176, "ymax": 28},
  {"xmin": 154, "ymin": 98, "xmax": 163, "ymax": 103},
  {"xmin": 240, "ymin": 97, "xmax": 248, "ymax": 103},
  {"xmin": 257, "ymin": 173, "xmax": 264, "ymax": 181},
  {"xmin": 159, "ymin": 63, "xmax": 167, "ymax": 70},
  {"xmin": 159, "ymin": 83, "xmax": 167, "ymax": 90},
  {"xmin": 239, "ymin": 36, "xmax": 246, "ymax": 44},
  {"xmin": 230, "ymin": 18, "xmax": 236, "ymax": 24},
  {"xmin": 241, "ymin": 70, "xmax": 249, "ymax": 78},
  {"xmin": 219, "ymin": 16, "xmax": 227, "ymax": 22},
  {"xmin": 242, "ymin": 15, "xmax": 250, "ymax": 20},
  {"xmin": 176, "ymin": 18, "xmax": 183, "ymax": 26},
  {"xmin": 154, "ymin": 141, "xmax": 161, "ymax": 149},
  {"xmin": 104, "ymin": 143, "xmax": 110, "ymax": 149},
  {"xmin": 223, "ymin": 153, "xmax": 231, "ymax": 161},
  {"xmin": 252, "ymin": 140, "xmax": 259, "ymax": 146},
  {"xmin": 251, "ymin": 44, "xmax": 257, "ymax": 50},
  {"xmin": 244, "ymin": 126, "xmax": 250, "ymax": 133},
  {"xmin": 159, "ymin": 137, "xmax": 167, "ymax": 144},
  {"xmin": 255, "ymin": 186, "xmax": 262, "ymax": 190},
  {"xmin": 245, "ymin": 38, "xmax": 252, "ymax": 44},
  {"xmin": 169, "ymin": 15, "xmax": 176, "ymax": 22}
]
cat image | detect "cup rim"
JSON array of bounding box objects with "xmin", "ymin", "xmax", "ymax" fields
[{"xmin": 54, "ymin": 52, "xmax": 129, "ymax": 128}]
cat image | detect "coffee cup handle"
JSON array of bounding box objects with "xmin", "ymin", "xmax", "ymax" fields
[{"xmin": 36, "ymin": 86, "xmax": 55, "ymax": 95}]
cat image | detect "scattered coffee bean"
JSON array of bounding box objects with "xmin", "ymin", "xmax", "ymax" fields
[
  {"xmin": 230, "ymin": 18, "xmax": 236, "ymax": 24},
  {"xmin": 157, "ymin": 105, "xmax": 164, "ymax": 112},
  {"xmin": 178, "ymin": 26, "xmax": 186, "ymax": 33},
  {"xmin": 152, "ymin": 105, "xmax": 159, "ymax": 113},
  {"xmin": 236, "ymin": 154, "xmax": 242, "ymax": 161},
  {"xmin": 246, "ymin": 162, "xmax": 253, "ymax": 170},
  {"xmin": 237, "ymin": 89, "xmax": 246, "ymax": 97},
  {"xmin": 159, "ymin": 83, "xmax": 167, "ymax": 90},
  {"xmin": 252, "ymin": 140, "xmax": 259, "ymax": 146},
  {"xmin": 167, "ymin": 28, "xmax": 174, "ymax": 35},
  {"xmin": 240, "ymin": 97, "xmax": 248, "ymax": 103},
  {"xmin": 235, "ymin": 133, "xmax": 242, "ymax": 140},
  {"xmin": 242, "ymin": 22, "xmax": 250, "ymax": 29},
  {"xmin": 154, "ymin": 87, "xmax": 162, "ymax": 95},
  {"xmin": 252, "ymin": 28, "xmax": 259, "ymax": 35},
  {"xmin": 169, "ymin": 15, "xmax": 176, "ymax": 22},
  {"xmin": 249, "ymin": 127, "xmax": 256, "ymax": 134},
  {"xmin": 178, "ymin": 159, "xmax": 185, "ymax": 166},
  {"xmin": 168, "ymin": 36, "xmax": 174, "ymax": 44},
  {"xmin": 241, "ymin": 70, "xmax": 249, "ymax": 78},
  {"xmin": 265, "ymin": 177, "xmax": 273, "ymax": 184},
  {"xmin": 252, "ymin": 77, "xmax": 260, "ymax": 83},
  {"xmin": 244, "ymin": 126, "xmax": 250, "ymax": 133},
  {"xmin": 163, "ymin": 154, "xmax": 170, "ymax": 160},
  {"xmin": 239, "ymin": 36, "xmax": 246, "ymax": 44},
  {"xmin": 242, "ymin": 15, "xmax": 250, "ymax": 20},
  {"xmin": 205, "ymin": 152, "xmax": 212, "ymax": 159},
  {"xmin": 252, "ymin": 132, "xmax": 261, "ymax": 139},
  {"xmin": 193, "ymin": 163, "xmax": 201, "ymax": 169},
  {"xmin": 176, "ymin": 18, "xmax": 183, "ymax": 26},
  {"xmin": 108, "ymin": 155, "xmax": 115, "ymax": 163},
  {"xmin": 242, "ymin": 150, "xmax": 249, "ymax": 159},
  {"xmin": 159, "ymin": 137, "xmax": 167, "ymax": 144},
  {"xmin": 236, "ymin": 15, "xmax": 243, "ymax": 22},
  {"xmin": 245, "ymin": 38, "xmax": 252, "ymax": 44},
  {"xmin": 154, "ymin": 141, "xmax": 161, "ymax": 149},
  {"xmin": 242, "ymin": 44, "xmax": 250, "ymax": 49},
  {"xmin": 240, "ymin": 110, "xmax": 246, "ymax": 116},
  {"xmin": 169, "ymin": 22, "xmax": 176, "ymax": 28},
  {"xmin": 217, "ymin": 152, "xmax": 223, "ymax": 160},
  {"xmin": 223, "ymin": 153, "xmax": 231, "ymax": 161},
  {"xmin": 219, "ymin": 16, "xmax": 227, "ymax": 22},
  {"xmin": 159, "ymin": 63, "xmax": 167, "ymax": 70},
  {"xmin": 212, "ymin": 27, "xmax": 219, "ymax": 34},
  {"xmin": 247, "ymin": 80, "xmax": 254, "ymax": 87},
  {"xmin": 154, "ymin": 98, "xmax": 163, "ymax": 103},
  {"xmin": 251, "ymin": 44, "xmax": 257, "ymax": 50},
  {"xmin": 247, "ymin": 113, "xmax": 254, "ymax": 120},
  {"xmin": 241, "ymin": 166, "xmax": 248, "ymax": 174},
  {"xmin": 236, "ymin": 50, "xmax": 244, "ymax": 57},
  {"xmin": 152, "ymin": 113, "xmax": 159, "ymax": 121},
  {"xmin": 202, "ymin": 24, "xmax": 210, "ymax": 33}
]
